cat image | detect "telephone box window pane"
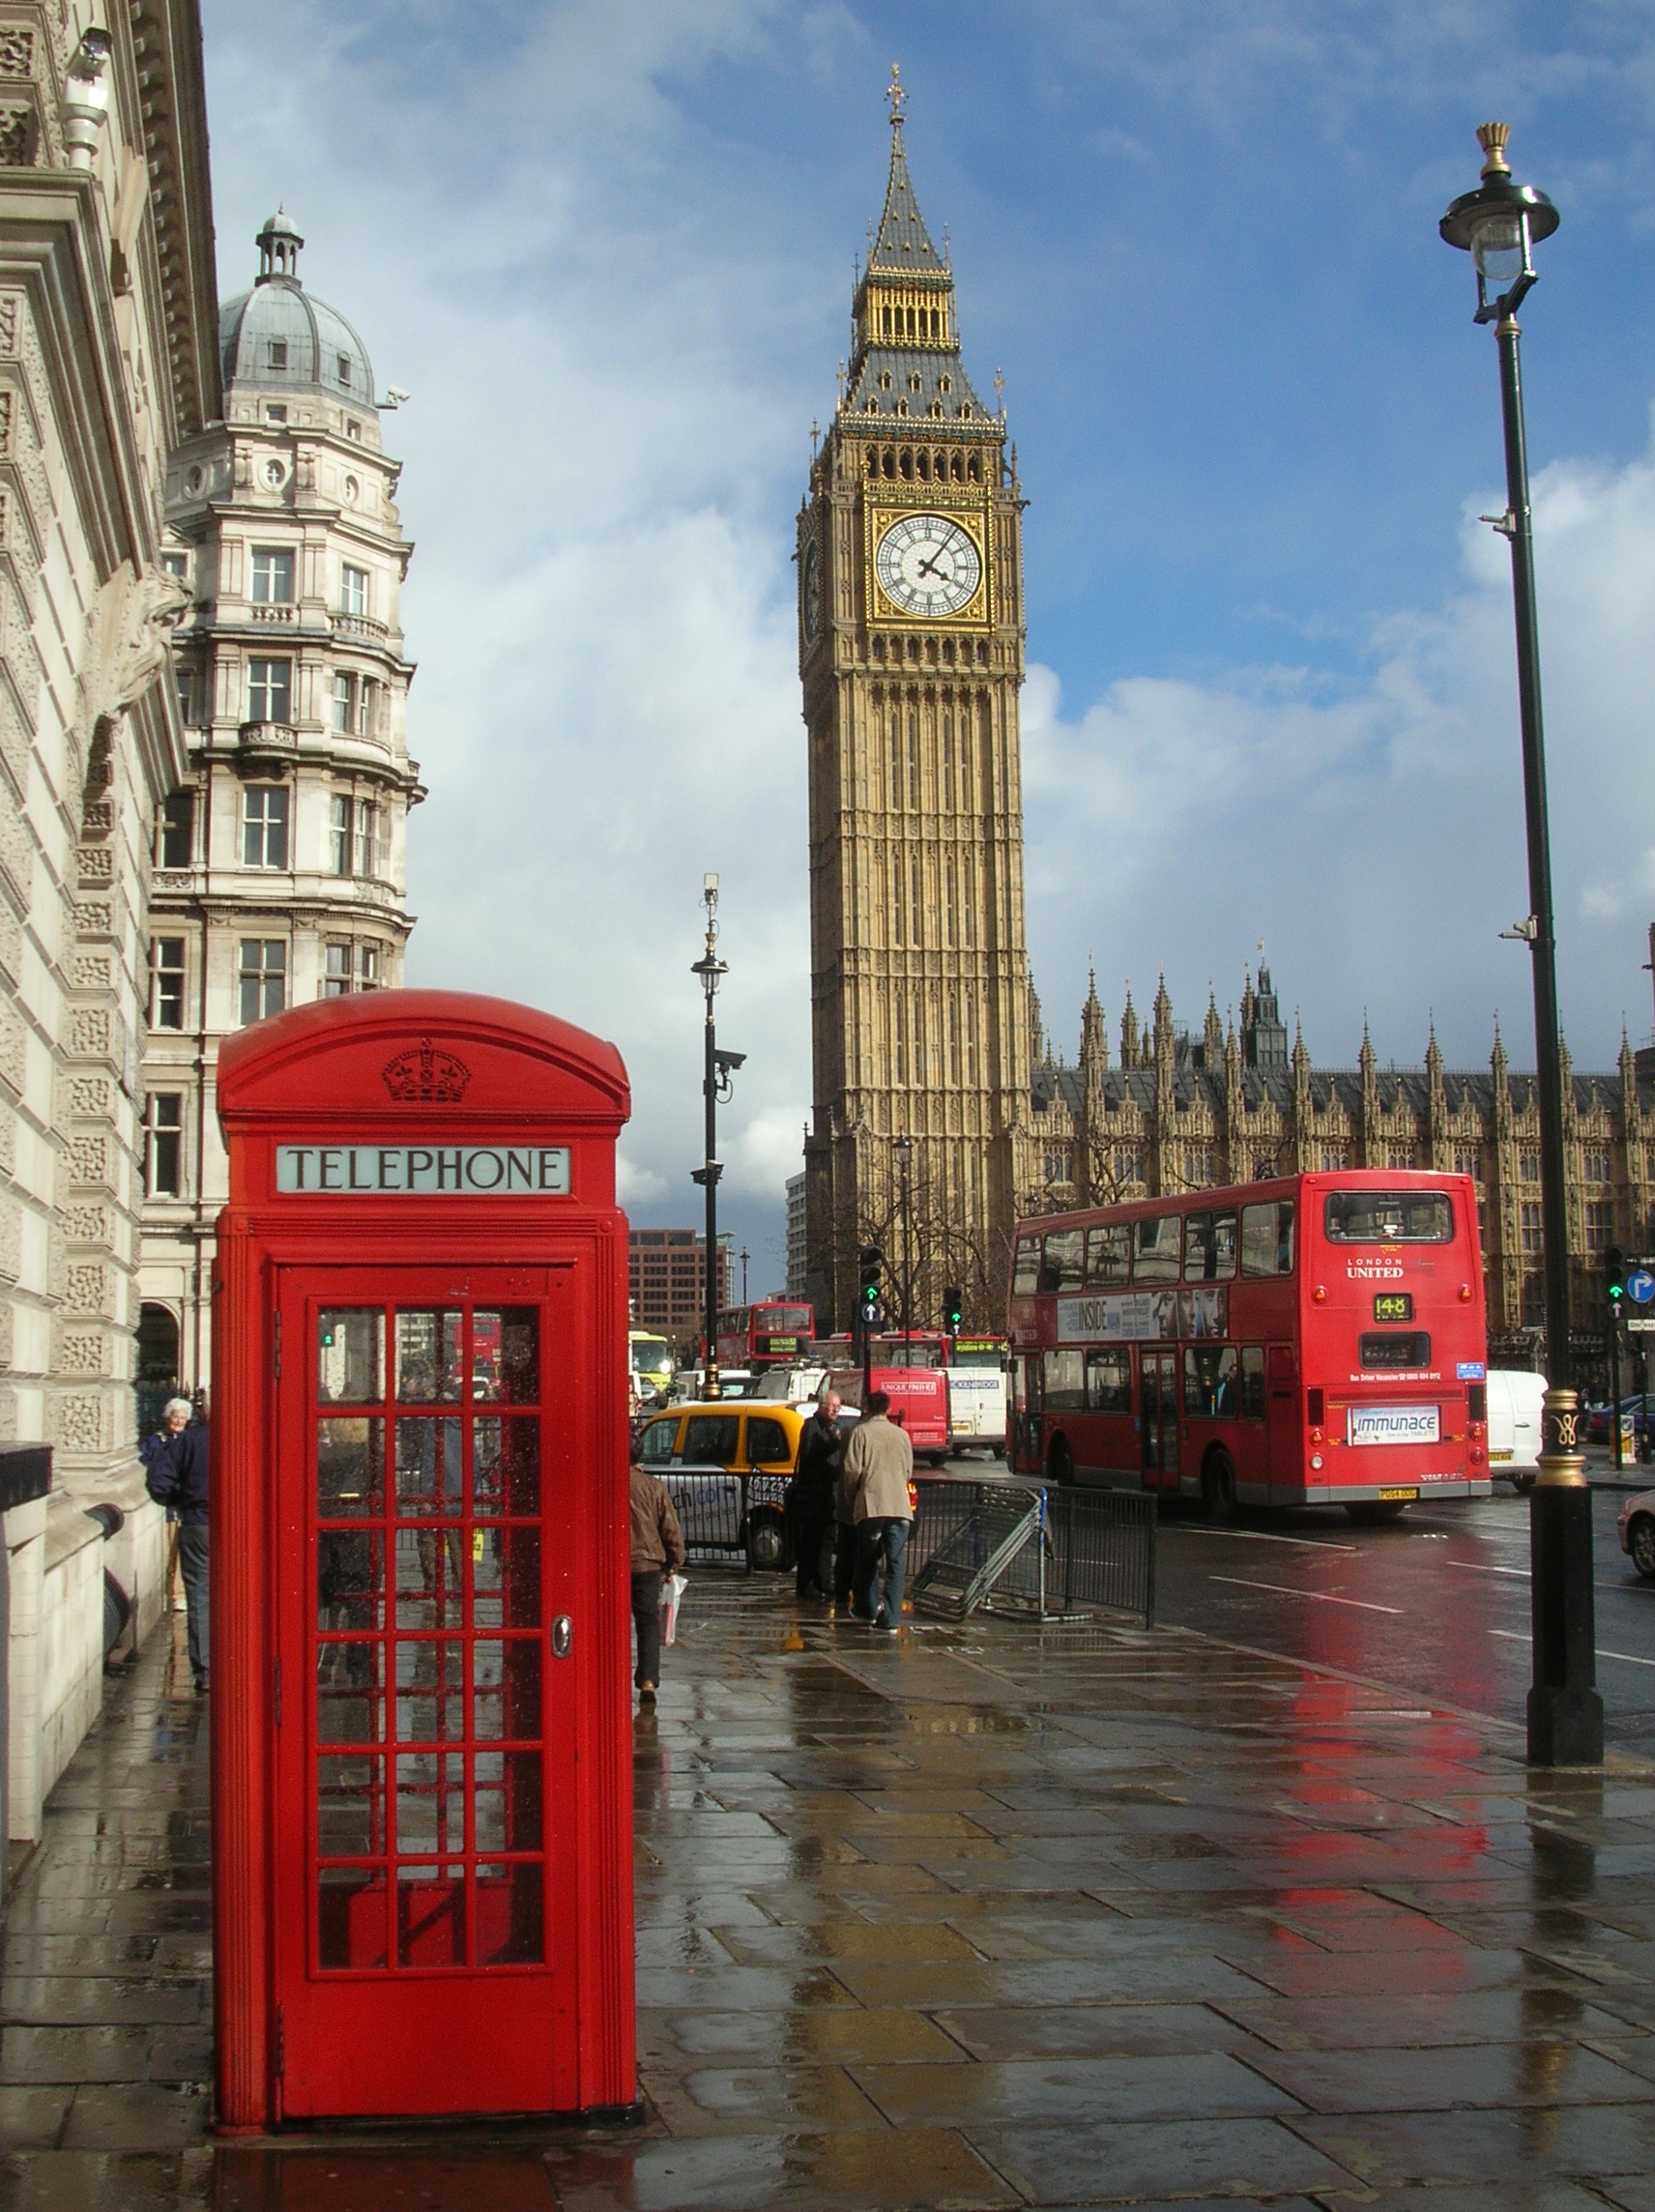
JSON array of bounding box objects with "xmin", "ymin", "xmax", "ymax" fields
[
  {"xmin": 394, "ymin": 1639, "xmax": 464, "ymax": 1741},
  {"xmin": 317, "ymin": 1417, "xmax": 384, "ymax": 1519},
  {"xmin": 474, "ymin": 1308, "xmax": 539, "ymax": 1404},
  {"xmin": 396, "ymin": 1310, "xmax": 462, "ymax": 1402},
  {"xmin": 319, "ymin": 1868, "xmax": 388, "ymax": 1970},
  {"xmin": 473, "ymin": 1640, "xmax": 541, "ymax": 1740},
  {"xmin": 473, "ymin": 1417, "xmax": 539, "ymax": 1517},
  {"xmin": 474, "ymin": 1527, "xmax": 541, "ymax": 1629},
  {"xmin": 395, "ymin": 1751, "xmax": 465, "ymax": 1854},
  {"xmin": 396, "ymin": 1873, "xmax": 465, "ymax": 1968},
  {"xmin": 316, "ymin": 1644, "xmax": 386, "ymax": 1745},
  {"xmin": 394, "ymin": 1528, "xmax": 464, "ymax": 1629},
  {"xmin": 475, "ymin": 1750, "xmax": 543, "ymax": 1853},
  {"xmin": 319, "ymin": 1753, "xmax": 385, "ymax": 1855},
  {"xmin": 477, "ymin": 1863, "xmax": 543, "ymax": 1965},
  {"xmin": 318, "ymin": 1309, "xmax": 385, "ymax": 1404},
  {"xmin": 318, "ymin": 1531, "xmax": 383, "ymax": 1632},
  {"xmin": 394, "ymin": 1417, "xmax": 462, "ymax": 1515}
]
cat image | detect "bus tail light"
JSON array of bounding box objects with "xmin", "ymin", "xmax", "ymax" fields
[
  {"xmin": 1460, "ymin": 1284, "xmax": 1473, "ymax": 1301},
  {"xmin": 1313, "ymin": 1286, "xmax": 1326, "ymax": 1302},
  {"xmin": 1310, "ymin": 1453, "xmax": 1324, "ymax": 1470},
  {"xmin": 1469, "ymin": 1420, "xmax": 1485, "ymax": 1441},
  {"xmin": 1469, "ymin": 1442, "xmax": 1486, "ymax": 1465}
]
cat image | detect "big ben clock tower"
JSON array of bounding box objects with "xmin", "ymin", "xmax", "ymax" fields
[{"xmin": 799, "ymin": 69, "xmax": 1031, "ymax": 1333}]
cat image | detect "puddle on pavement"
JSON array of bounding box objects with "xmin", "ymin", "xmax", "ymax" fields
[{"xmin": 211, "ymin": 2147, "xmax": 558, "ymax": 2211}]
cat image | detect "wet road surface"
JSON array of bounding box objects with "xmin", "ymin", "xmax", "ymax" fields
[
  {"xmin": 1151, "ymin": 1483, "xmax": 1655, "ymax": 1754},
  {"xmin": 7, "ymin": 1534, "xmax": 1655, "ymax": 2208}
]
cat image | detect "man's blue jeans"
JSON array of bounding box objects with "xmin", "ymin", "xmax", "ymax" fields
[
  {"xmin": 178, "ymin": 1518, "xmax": 209, "ymax": 1682},
  {"xmin": 855, "ymin": 1517, "xmax": 909, "ymax": 1625}
]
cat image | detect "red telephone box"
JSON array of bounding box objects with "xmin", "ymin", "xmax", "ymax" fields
[{"xmin": 210, "ymin": 993, "xmax": 635, "ymax": 2128}]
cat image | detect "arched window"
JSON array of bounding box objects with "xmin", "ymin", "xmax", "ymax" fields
[
  {"xmin": 896, "ymin": 995, "xmax": 908, "ymax": 1084},
  {"xmin": 916, "ymin": 450, "xmax": 930, "ymax": 481},
  {"xmin": 889, "ymin": 714, "xmax": 902, "ymax": 808},
  {"xmin": 908, "ymin": 715, "xmax": 919, "ymax": 807},
  {"xmin": 944, "ymin": 858, "xmax": 956, "ymax": 945},
  {"xmin": 893, "ymin": 851, "xmax": 905, "ymax": 944},
  {"xmin": 943, "ymin": 715, "xmax": 954, "ymax": 808},
  {"xmin": 911, "ymin": 855, "xmax": 922, "ymax": 944}
]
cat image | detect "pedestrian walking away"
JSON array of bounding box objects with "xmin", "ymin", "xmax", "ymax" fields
[
  {"xmin": 141, "ymin": 1397, "xmax": 211, "ymax": 1691},
  {"xmin": 629, "ymin": 1454, "xmax": 685, "ymax": 1704},
  {"xmin": 790, "ymin": 1389, "xmax": 843, "ymax": 1600},
  {"xmin": 841, "ymin": 1389, "xmax": 914, "ymax": 1633}
]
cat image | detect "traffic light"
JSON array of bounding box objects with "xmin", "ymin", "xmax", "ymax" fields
[
  {"xmin": 857, "ymin": 1244, "xmax": 884, "ymax": 1326},
  {"xmin": 944, "ymin": 1284, "xmax": 964, "ymax": 1332},
  {"xmin": 1607, "ymin": 1243, "xmax": 1626, "ymax": 1318}
]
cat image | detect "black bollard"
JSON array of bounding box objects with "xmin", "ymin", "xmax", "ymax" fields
[{"xmin": 1526, "ymin": 1387, "xmax": 1604, "ymax": 1766}]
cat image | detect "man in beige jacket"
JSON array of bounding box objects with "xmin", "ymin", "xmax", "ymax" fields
[
  {"xmin": 841, "ymin": 1391, "xmax": 914, "ymax": 1633},
  {"xmin": 629, "ymin": 1457, "xmax": 685, "ymax": 1703}
]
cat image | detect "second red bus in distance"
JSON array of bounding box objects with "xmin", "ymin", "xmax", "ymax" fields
[{"xmin": 1007, "ymin": 1170, "xmax": 1491, "ymax": 1519}]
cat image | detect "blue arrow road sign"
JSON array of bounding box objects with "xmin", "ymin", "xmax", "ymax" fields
[{"xmin": 1627, "ymin": 1267, "xmax": 1655, "ymax": 1306}]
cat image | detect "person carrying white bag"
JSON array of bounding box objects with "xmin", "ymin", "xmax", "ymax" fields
[{"xmin": 628, "ymin": 1453, "xmax": 685, "ymax": 1707}]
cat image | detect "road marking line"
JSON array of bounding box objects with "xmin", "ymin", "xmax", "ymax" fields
[
  {"xmin": 1490, "ymin": 1628, "xmax": 1655, "ymax": 1667},
  {"xmin": 1444, "ymin": 1561, "xmax": 1528, "ymax": 1578},
  {"xmin": 1208, "ymin": 1574, "xmax": 1404, "ymax": 1615},
  {"xmin": 1181, "ymin": 1527, "xmax": 1357, "ymax": 1553}
]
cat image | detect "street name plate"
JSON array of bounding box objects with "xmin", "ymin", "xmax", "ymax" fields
[
  {"xmin": 1628, "ymin": 1316, "xmax": 1655, "ymax": 1332},
  {"xmin": 276, "ymin": 1145, "xmax": 570, "ymax": 1194}
]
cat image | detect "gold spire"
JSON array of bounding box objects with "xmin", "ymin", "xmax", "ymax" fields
[
  {"xmin": 887, "ymin": 61, "xmax": 906, "ymax": 129},
  {"xmin": 1475, "ymin": 121, "xmax": 1511, "ymax": 179}
]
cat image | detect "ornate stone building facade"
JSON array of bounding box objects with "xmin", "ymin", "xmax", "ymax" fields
[
  {"xmin": 138, "ymin": 213, "xmax": 421, "ymax": 1396},
  {"xmin": 0, "ymin": 0, "xmax": 217, "ymax": 1842},
  {"xmin": 1026, "ymin": 957, "xmax": 1654, "ymax": 1367},
  {"xmin": 799, "ymin": 74, "xmax": 1032, "ymax": 1334}
]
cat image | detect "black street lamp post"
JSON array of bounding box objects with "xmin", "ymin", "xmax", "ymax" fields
[
  {"xmin": 1440, "ymin": 123, "xmax": 1602, "ymax": 1766},
  {"xmin": 690, "ymin": 874, "xmax": 743, "ymax": 1403}
]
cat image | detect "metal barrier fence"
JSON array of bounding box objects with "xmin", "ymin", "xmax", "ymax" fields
[
  {"xmin": 658, "ymin": 1467, "xmax": 792, "ymax": 1573},
  {"xmin": 909, "ymin": 1478, "xmax": 1155, "ymax": 1628}
]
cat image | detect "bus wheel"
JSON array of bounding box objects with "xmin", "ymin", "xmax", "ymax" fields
[
  {"xmin": 1345, "ymin": 1500, "xmax": 1407, "ymax": 1524},
  {"xmin": 1202, "ymin": 1448, "xmax": 1238, "ymax": 1521},
  {"xmin": 1048, "ymin": 1438, "xmax": 1075, "ymax": 1488}
]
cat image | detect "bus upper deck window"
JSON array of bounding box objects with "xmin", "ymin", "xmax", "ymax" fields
[
  {"xmin": 1133, "ymin": 1215, "xmax": 1180, "ymax": 1285},
  {"xmin": 1323, "ymin": 1190, "xmax": 1453, "ymax": 1244},
  {"xmin": 1240, "ymin": 1200, "xmax": 1295, "ymax": 1277},
  {"xmin": 1184, "ymin": 1210, "xmax": 1237, "ymax": 1283},
  {"xmin": 1012, "ymin": 1237, "xmax": 1041, "ymax": 1296},
  {"xmin": 1085, "ymin": 1222, "xmax": 1129, "ymax": 1286},
  {"xmin": 1040, "ymin": 1229, "xmax": 1084, "ymax": 1294}
]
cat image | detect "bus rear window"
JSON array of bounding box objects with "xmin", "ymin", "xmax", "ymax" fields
[
  {"xmin": 764, "ymin": 1304, "xmax": 813, "ymax": 1333},
  {"xmin": 1012, "ymin": 1237, "xmax": 1041, "ymax": 1295},
  {"xmin": 1133, "ymin": 1215, "xmax": 1181, "ymax": 1284},
  {"xmin": 1324, "ymin": 1190, "xmax": 1454, "ymax": 1244},
  {"xmin": 1359, "ymin": 1332, "xmax": 1432, "ymax": 1369}
]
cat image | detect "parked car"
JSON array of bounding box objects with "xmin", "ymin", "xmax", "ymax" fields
[
  {"xmin": 635, "ymin": 1400, "xmax": 808, "ymax": 1571},
  {"xmin": 1617, "ymin": 1488, "xmax": 1655, "ymax": 1580}
]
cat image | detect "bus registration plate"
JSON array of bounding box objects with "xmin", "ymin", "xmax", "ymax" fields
[
  {"xmin": 1378, "ymin": 1487, "xmax": 1419, "ymax": 1501},
  {"xmin": 1349, "ymin": 1405, "xmax": 1439, "ymax": 1446}
]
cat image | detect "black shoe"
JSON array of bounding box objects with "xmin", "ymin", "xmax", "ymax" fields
[
  {"xmin": 193, "ymin": 1674, "xmax": 209, "ymax": 1696},
  {"xmin": 638, "ymin": 1684, "xmax": 656, "ymax": 1705}
]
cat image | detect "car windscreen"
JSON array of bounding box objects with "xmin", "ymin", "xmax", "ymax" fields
[{"xmin": 1323, "ymin": 1190, "xmax": 1454, "ymax": 1244}]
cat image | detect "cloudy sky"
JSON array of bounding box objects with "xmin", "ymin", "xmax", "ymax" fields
[{"xmin": 200, "ymin": 1, "xmax": 1655, "ymax": 1285}]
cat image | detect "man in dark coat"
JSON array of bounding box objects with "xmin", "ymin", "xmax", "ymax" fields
[
  {"xmin": 790, "ymin": 1390, "xmax": 842, "ymax": 1601},
  {"xmin": 142, "ymin": 1398, "xmax": 210, "ymax": 1692}
]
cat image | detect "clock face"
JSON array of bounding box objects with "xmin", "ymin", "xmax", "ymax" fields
[
  {"xmin": 802, "ymin": 539, "xmax": 821, "ymax": 641},
  {"xmin": 875, "ymin": 512, "xmax": 982, "ymax": 619}
]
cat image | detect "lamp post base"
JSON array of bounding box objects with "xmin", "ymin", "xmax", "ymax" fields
[
  {"xmin": 1527, "ymin": 1394, "xmax": 1602, "ymax": 1767},
  {"xmin": 1525, "ymin": 1682, "xmax": 1604, "ymax": 1768}
]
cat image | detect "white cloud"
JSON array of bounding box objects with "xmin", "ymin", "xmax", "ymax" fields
[{"xmin": 1024, "ymin": 416, "xmax": 1655, "ymax": 1068}]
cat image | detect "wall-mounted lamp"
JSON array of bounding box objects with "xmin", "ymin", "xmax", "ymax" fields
[{"xmin": 63, "ymin": 29, "xmax": 114, "ymax": 171}]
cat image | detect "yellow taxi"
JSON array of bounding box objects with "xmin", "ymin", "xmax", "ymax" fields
[{"xmin": 635, "ymin": 1400, "xmax": 808, "ymax": 1571}]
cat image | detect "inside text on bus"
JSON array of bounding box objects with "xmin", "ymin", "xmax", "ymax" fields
[
  {"xmin": 1007, "ymin": 1171, "xmax": 1490, "ymax": 1518},
  {"xmin": 714, "ymin": 1300, "xmax": 815, "ymax": 1372}
]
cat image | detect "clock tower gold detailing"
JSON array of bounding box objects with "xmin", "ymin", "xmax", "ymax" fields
[{"xmin": 798, "ymin": 69, "xmax": 1032, "ymax": 1332}]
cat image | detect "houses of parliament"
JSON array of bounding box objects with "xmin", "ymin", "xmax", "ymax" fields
[{"xmin": 799, "ymin": 73, "xmax": 1649, "ymax": 1359}]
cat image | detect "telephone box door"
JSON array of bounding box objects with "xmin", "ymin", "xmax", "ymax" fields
[{"xmin": 272, "ymin": 1264, "xmax": 582, "ymax": 2119}]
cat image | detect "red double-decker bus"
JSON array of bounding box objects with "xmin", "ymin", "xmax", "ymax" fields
[
  {"xmin": 713, "ymin": 1300, "xmax": 815, "ymax": 1372},
  {"xmin": 1007, "ymin": 1171, "xmax": 1490, "ymax": 1518}
]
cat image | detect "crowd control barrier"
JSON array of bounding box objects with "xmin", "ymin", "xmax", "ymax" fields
[
  {"xmin": 659, "ymin": 1467, "xmax": 791, "ymax": 1573},
  {"xmin": 908, "ymin": 1479, "xmax": 1155, "ymax": 1629}
]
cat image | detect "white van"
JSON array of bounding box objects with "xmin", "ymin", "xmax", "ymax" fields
[{"xmin": 1486, "ymin": 1369, "xmax": 1545, "ymax": 1489}]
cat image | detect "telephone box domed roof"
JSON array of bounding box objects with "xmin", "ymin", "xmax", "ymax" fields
[{"xmin": 218, "ymin": 210, "xmax": 374, "ymax": 407}]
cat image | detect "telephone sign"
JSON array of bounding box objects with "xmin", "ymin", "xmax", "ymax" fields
[{"xmin": 212, "ymin": 992, "xmax": 636, "ymax": 2128}]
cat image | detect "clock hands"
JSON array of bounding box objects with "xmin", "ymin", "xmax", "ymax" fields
[{"xmin": 915, "ymin": 551, "xmax": 950, "ymax": 582}]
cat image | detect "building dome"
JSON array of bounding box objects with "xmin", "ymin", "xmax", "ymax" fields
[{"xmin": 218, "ymin": 211, "xmax": 374, "ymax": 406}]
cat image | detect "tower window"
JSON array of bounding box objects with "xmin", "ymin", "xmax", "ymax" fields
[
  {"xmin": 266, "ymin": 405, "xmax": 288, "ymax": 425},
  {"xmin": 250, "ymin": 548, "xmax": 294, "ymax": 604},
  {"xmin": 909, "ymin": 372, "xmax": 921, "ymax": 393},
  {"xmin": 268, "ymin": 339, "xmax": 287, "ymax": 370},
  {"xmin": 160, "ymin": 790, "xmax": 194, "ymax": 868},
  {"xmin": 144, "ymin": 1093, "xmax": 184, "ymax": 1198},
  {"xmin": 940, "ymin": 374, "xmax": 951, "ymax": 394},
  {"xmin": 895, "ymin": 400, "xmax": 909, "ymax": 418},
  {"xmin": 247, "ymin": 656, "xmax": 292, "ymax": 723},
  {"xmin": 150, "ymin": 938, "xmax": 185, "ymax": 1030},
  {"xmin": 238, "ymin": 940, "xmax": 286, "ymax": 1025},
  {"xmin": 333, "ymin": 673, "xmax": 356, "ymax": 734},
  {"xmin": 340, "ymin": 564, "xmax": 369, "ymax": 616},
  {"xmin": 880, "ymin": 370, "xmax": 892, "ymax": 391},
  {"xmin": 337, "ymin": 354, "xmax": 353, "ymax": 388},
  {"xmin": 242, "ymin": 785, "xmax": 290, "ymax": 869}
]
